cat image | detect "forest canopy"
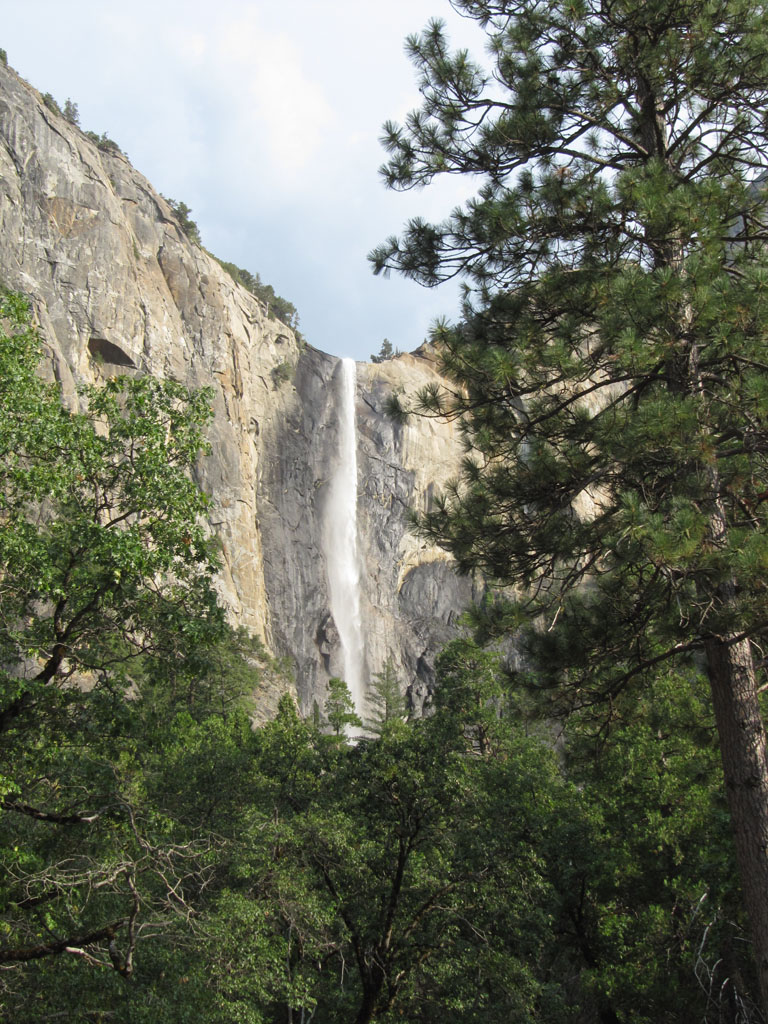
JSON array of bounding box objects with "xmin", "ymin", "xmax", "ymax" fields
[
  {"xmin": 5, "ymin": 0, "xmax": 768, "ymax": 1017},
  {"xmin": 0, "ymin": 284, "xmax": 759, "ymax": 1022}
]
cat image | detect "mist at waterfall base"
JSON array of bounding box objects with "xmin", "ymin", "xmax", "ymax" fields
[{"xmin": 322, "ymin": 358, "xmax": 368, "ymax": 730}]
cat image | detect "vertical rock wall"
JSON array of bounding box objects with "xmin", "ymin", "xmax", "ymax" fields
[
  {"xmin": 0, "ymin": 62, "xmax": 475, "ymax": 714},
  {"xmin": 260, "ymin": 348, "xmax": 479, "ymax": 711}
]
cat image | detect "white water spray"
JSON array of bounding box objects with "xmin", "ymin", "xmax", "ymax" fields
[{"xmin": 323, "ymin": 358, "xmax": 366, "ymax": 720}]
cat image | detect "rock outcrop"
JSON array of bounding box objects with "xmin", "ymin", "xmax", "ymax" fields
[{"xmin": 0, "ymin": 63, "xmax": 474, "ymax": 713}]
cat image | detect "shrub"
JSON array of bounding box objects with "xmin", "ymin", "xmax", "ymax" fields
[
  {"xmin": 42, "ymin": 92, "xmax": 62, "ymax": 116},
  {"xmin": 163, "ymin": 197, "xmax": 202, "ymax": 245},
  {"xmin": 83, "ymin": 130, "xmax": 123, "ymax": 155},
  {"xmin": 271, "ymin": 361, "xmax": 294, "ymax": 388},
  {"xmin": 215, "ymin": 258, "xmax": 300, "ymax": 332}
]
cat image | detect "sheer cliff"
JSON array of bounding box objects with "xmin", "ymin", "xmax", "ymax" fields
[{"xmin": 0, "ymin": 63, "xmax": 475, "ymax": 713}]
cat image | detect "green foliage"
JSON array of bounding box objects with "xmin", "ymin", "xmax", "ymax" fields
[
  {"xmin": 0, "ymin": 302, "xmax": 223, "ymax": 711},
  {"xmin": 270, "ymin": 359, "xmax": 294, "ymax": 388},
  {"xmin": 432, "ymin": 637, "xmax": 507, "ymax": 753},
  {"xmin": 0, "ymin": 49, "xmax": 7, "ymax": 66},
  {"xmin": 215, "ymin": 257, "xmax": 301, "ymax": 334},
  {"xmin": 62, "ymin": 98, "xmax": 79, "ymax": 126},
  {"xmin": 83, "ymin": 129, "xmax": 122, "ymax": 154},
  {"xmin": 372, "ymin": 0, "xmax": 768, "ymax": 1012},
  {"xmin": 0, "ymin": 293, "xmax": 258, "ymax": 1018},
  {"xmin": 41, "ymin": 92, "xmax": 61, "ymax": 117},
  {"xmin": 0, "ymin": 407, "xmax": 749, "ymax": 1024},
  {"xmin": 370, "ymin": 337, "xmax": 401, "ymax": 363},
  {"xmin": 323, "ymin": 676, "xmax": 362, "ymax": 736},
  {"xmin": 163, "ymin": 197, "xmax": 201, "ymax": 244},
  {"xmin": 365, "ymin": 658, "xmax": 406, "ymax": 733},
  {"xmin": 372, "ymin": 4, "xmax": 768, "ymax": 684},
  {"xmin": 219, "ymin": 680, "xmax": 566, "ymax": 1023},
  {"xmin": 175, "ymin": 645, "xmax": 752, "ymax": 1024},
  {"xmin": 554, "ymin": 671, "xmax": 756, "ymax": 1021}
]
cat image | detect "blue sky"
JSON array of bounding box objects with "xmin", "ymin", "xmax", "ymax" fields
[{"xmin": 3, "ymin": 1, "xmax": 488, "ymax": 360}]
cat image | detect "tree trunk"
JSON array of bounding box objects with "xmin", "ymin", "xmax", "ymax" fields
[
  {"xmin": 354, "ymin": 980, "xmax": 380, "ymax": 1024},
  {"xmin": 706, "ymin": 633, "xmax": 768, "ymax": 1016}
]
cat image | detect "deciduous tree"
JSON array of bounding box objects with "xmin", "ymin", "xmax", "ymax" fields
[{"xmin": 0, "ymin": 293, "xmax": 251, "ymax": 1012}]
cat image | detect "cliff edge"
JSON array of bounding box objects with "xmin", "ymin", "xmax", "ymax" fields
[{"xmin": 0, "ymin": 63, "xmax": 474, "ymax": 712}]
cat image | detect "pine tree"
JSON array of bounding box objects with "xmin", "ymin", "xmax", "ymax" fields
[
  {"xmin": 62, "ymin": 98, "xmax": 79, "ymax": 126},
  {"xmin": 371, "ymin": 0, "xmax": 768, "ymax": 1010},
  {"xmin": 365, "ymin": 659, "xmax": 406, "ymax": 733},
  {"xmin": 370, "ymin": 338, "xmax": 396, "ymax": 363},
  {"xmin": 324, "ymin": 677, "xmax": 362, "ymax": 736}
]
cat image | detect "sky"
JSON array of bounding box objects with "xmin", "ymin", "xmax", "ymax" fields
[{"xmin": 2, "ymin": 1, "xmax": 490, "ymax": 361}]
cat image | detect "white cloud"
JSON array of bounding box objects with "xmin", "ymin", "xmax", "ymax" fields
[
  {"xmin": 164, "ymin": 12, "xmax": 338, "ymax": 190},
  {"xmin": 230, "ymin": 35, "xmax": 335, "ymax": 180},
  {"xmin": 2, "ymin": 0, "xmax": 492, "ymax": 358}
]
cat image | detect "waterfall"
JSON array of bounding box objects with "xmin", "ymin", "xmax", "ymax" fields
[{"xmin": 324, "ymin": 357, "xmax": 366, "ymax": 721}]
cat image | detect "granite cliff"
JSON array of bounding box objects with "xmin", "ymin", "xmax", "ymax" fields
[{"xmin": 0, "ymin": 62, "xmax": 476, "ymax": 715}]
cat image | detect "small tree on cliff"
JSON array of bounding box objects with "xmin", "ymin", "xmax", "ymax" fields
[
  {"xmin": 371, "ymin": 0, "xmax": 768, "ymax": 1011},
  {"xmin": 62, "ymin": 99, "xmax": 79, "ymax": 126}
]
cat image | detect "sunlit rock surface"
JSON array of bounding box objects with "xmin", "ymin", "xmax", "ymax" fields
[{"xmin": 0, "ymin": 63, "xmax": 474, "ymax": 712}]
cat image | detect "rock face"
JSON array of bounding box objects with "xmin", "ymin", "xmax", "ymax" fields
[
  {"xmin": 261, "ymin": 349, "xmax": 480, "ymax": 711},
  {"xmin": 0, "ymin": 63, "xmax": 474, "ymax": 713}
]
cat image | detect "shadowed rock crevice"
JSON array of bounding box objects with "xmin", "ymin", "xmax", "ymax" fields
[{"xmin": 88, "ymin": 337, "xmax": 135, "ymax": 367}]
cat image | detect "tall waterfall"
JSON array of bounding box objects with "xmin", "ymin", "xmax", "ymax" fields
[{"xmin": 324, "ymin": 358, "xmax": 366, "ymax": 721}]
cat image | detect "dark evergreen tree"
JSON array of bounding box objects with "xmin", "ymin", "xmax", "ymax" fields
[
  {"xmin": 370, "ymin": 338, "xmax": 395, "ymax": 363},
  {"xmin": 62, "ymin": 98, "xmax": 79, "ymax": 126},
  {"xmin": 364, "ymin": 658, "xmax": 406, "ymax": 733},
  {"xmin": 324, "ymin": 676, "xmax": 362, "ymax": 736},
  {"xmin": 163, "ymin": 197, "xmax": 202, "ymax": 244},
  {"xmin": 371, "ymin": 0, "xmax": 768, "ymax": 1010}
]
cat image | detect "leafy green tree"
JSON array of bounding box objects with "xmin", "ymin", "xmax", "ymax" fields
[
  {"xmin": 41, "ymin": 92, "xmax": 61, "ymax": 117},
  {"xmin": 215, "ymin": 258, "xmax": 301, "ymax": 333},
  {"xmin": 0, "ymin": 292, "xmax": 250, "ymax": 1013},
  {"xmin": 0, "ymin": 294, "xmax": 223, "ymax": 734},
  {"xmin": 230, "ymin": 682, "xmax": 572, "ymax": 1024},
  {"xmin": 154, "ymin": 645, "xmax": 762, "ymax": 1024},
  {"xmin": 323, "ymin": 676, "xmax": 362, "ymax": 735},
  {"xmin": 431, "ymin": 637, "xmax": 507, "ymax": 755},
  {"xmin": 550, "ymin": 670, "xmax": 758, "ymax": 1022},
  {"xmin": 9, "ymin": 618, "xmax": 742, "ymax": 1022},
  {"xmin": 371, "ymin": 0, "xmax": 768, "ymax": 1011},
  {"xmin": 270, "ymin": 359, "xmax": 294, "ymax": 389},
  {"xmin": 83, "ymin": 129, "xmax": 123, "ymax": 154}
]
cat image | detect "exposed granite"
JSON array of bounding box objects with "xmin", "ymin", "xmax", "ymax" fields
[{"xmin": 0, "ymin": 63, "xmax": 474, "ymax": 713}]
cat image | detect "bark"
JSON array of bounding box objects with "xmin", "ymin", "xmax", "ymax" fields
[
  {"xmin": 354, "ymin": 969, "xmax": 384, "ymax": 1024},
  {"xmin": 0, "ymin": 919, "xmax": 126, "ymax": 964},
  {"xmin": 0, "ymin": 798, "xmax": 99, "ymax": 824},
  {"xmin": 648, "ymin": 152, "xmax": 768, "ymax": 1011},
  {"xmin": 706, "ymin": 633, "xmax": 768, "ymax": 1016},
  {"xmin": 0, "ymin": 642, "xmax": 66, "ymax": 733}
]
